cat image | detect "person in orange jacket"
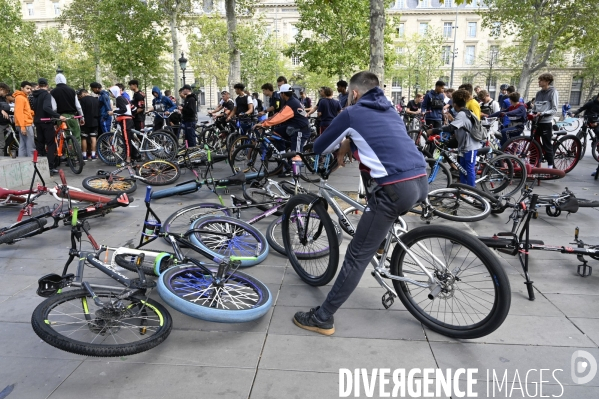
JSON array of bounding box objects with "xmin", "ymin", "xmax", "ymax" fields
[{"xmin": 14, "ymin": 81, "xmax": 35, "ymax": 157}]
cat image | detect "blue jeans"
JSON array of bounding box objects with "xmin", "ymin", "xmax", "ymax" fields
[
  {"xmin": 180, "ymin": 121, "xmax": 197, "ymax": 147},
  {"xmin": 100, "ymin": 116, "xmax": 112, "ymax": 134},
  {"xmin": 459, "ymin": 149, "xmax": 477, "ymax": 187}
]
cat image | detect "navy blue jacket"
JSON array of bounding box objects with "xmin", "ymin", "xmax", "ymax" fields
[
  {"xmin": 314, "ymin": 87, "xmax": 427, "ymax": 185},
  {"xmin": 151, "ymin": 86, "xmax": 177, "ymax": 114},
  {"xmin": 421, "ymin": 90, "xmax": 444, "ymax": 121}
]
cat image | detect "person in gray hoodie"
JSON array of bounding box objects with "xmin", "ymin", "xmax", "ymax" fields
[{"xmin": 532, "ymin": 73, "xmax": 559, "ymax": 168}]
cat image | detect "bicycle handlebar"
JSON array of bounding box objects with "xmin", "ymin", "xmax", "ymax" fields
[
  {"xmin": 40, "ymin": 116, "xmax": 82, "ymax": 122},
  {"xmin": 59, "ymin": 170, "xmax": 67, "ymax": 185}
]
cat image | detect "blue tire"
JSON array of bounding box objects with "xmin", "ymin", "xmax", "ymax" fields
[
  {"xmin": 157, "ymin": 264, "xmax": 272, "ymax": 323},
  {"xmin": 189, "ymin": 215, "xmax": 269, "ymax": 267}
]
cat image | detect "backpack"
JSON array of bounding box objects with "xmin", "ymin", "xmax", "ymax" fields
[
  {"xmin": 460, "ymin": 109, "xmax": 485, "ymax": 141},
  {"xmin": 480, "ymin": 100, "xmax": 494, "ymax": 116}
]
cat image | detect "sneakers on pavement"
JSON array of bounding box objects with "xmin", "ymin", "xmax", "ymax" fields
[
  {"xmin": 82, "ymin": 155, "xmax": 87, "ymax": 161},
  {"xmin": 293, "ymin": 307, "xmax": 335, "ymax": 336},
  {"xmin": 50, "ymin": 169, "xmax": 59, "ymax": 176}
]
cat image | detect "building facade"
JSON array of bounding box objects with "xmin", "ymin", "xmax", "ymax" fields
[{"xmin": 21, "ymin": 0, "xmax": 585, "ymax": 108}]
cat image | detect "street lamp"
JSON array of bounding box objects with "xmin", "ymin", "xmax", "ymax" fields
[
  {"xmin": 178, "ymin": 52, "xmax": 188, "ymax": 85},
  {"xmin": 449, "ymin": 6, "xmax": 459, "ymax": 88}
]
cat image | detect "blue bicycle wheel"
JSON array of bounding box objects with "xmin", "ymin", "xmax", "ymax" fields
[
  {"xmin": 189, "ymin": 215, "xmax": 268, "ymax": 267},
  {"xmin": 157, "ymin": 264, "xmax": 272, "ymax": 322}
]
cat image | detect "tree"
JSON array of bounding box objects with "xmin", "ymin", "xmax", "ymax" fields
[
  {"xmin": 189, "ymin": 15, "xmax": 229, "ymax": 90},
  {"xmin": 482, "ymin": 0, "xmax": 599, "ymax": 99},
  {"xmin": 576, "ymin": 49, "xmax": 599, "ymax": 103},
  {"xmin": 369, "ymin": 0, "xmax": 387, "ymax": 78}
]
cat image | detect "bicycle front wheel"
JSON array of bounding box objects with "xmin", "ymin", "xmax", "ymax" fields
[
  {"xmin": 138, "ymin": 160, "xmax": 180, "ymax": 186},
  {"xmin": 501, "ymin": 136, "xmax": 542, "ymax": 167},
  {"xmin": 553, "ymin": 134, "xmax": 582, "ymax": 173},
  {"xmin": 82, "ymin": 175, "xmax": 137, "ymax": 195},
  {"xmin": 479, "ymin": 154, "xmax": 526, "ymax": 198},
  {"xmin": 390, "ymin": 225, "xmax": 511, "ymax": 339},
  {"xmin": 428, "ymin": 187, "xmax": 491, "ymax": 222},
  {"xmin": 281, "ymin": 194, "xmax": 339, "ymax": 286},
  {"xmin": 65, "ymin": 134, "xmax": 84, "ymax": 174},
  {"xmin": 267, "ymin": 214, "xmax": 343, "ymax": 256},
  {"xmin": 0, "ymin": 218, "xmax": 47, "ymax": 244},
  {"xmin": 189, "ymin": 215, "xmax": 269, "ymax": 267},
  {"xmin": 97, "ymin": 132, "xmax": 125, "ymax": 166},
  {"xmin": 158, "ymin": 263, "xmax": 272, "ymax": 322},
  {"xmin": 31, "ymin": 289, "xmax": 172, "ymax": 357}
]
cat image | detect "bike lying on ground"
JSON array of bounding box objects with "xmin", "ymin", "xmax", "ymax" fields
[
  {"xmin": 31, "ymin": 187, "xmax": 273, "ymax": 357},
  {"xmin": 281, "ymin": 152, "xmax": 511, "ymax": 339},
  {"xmin": 478, "ymin": 188, "xmax": 599, "ymax": 300}
]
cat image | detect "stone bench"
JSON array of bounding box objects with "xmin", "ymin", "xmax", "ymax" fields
[{"xmin": 0, "ymin": 156, "xmax": 51, "ymax": 189}]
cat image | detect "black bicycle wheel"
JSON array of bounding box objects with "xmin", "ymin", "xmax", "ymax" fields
[
  {"xmin": 162, "ymin": 203, "xmax": 231, "ymax": 247},
  {"xmin": 138, "ymin": 160, "xmax": 180, "ymax": 186},
  {"xmin": 267, "ymin": 214, "xmax": 343, "ymax": 256},
  {"xmin": 553, "ymin": 134, "xmax": 582, "ymax": 174},
  {"xmin": 428, "ymin": 187, "xmax": 491, "ymax": 222},
  {"xmin": 228, "ymin": 135, "xmax": 256, "ymax": 162},
  {"xmin": 145, "ymin": 130, "xmax": 178, "ymax": 161},
  {"xmin": 82, "ymin": 175, "xmax": 137, "ymax": 195},
  {"xmin": 425, "ymin": 158, "xmax": 452, "ymax": 191},
  {"xmin": 281, "ymin": 194, "xmax": 339, "ymax": 286},
  {"xmin": 32, "ymin": 289, "xmax": 172, "ymax": 357},
  {"xmin": 230, "ymin": 144, "xmax": 283, "ymax": 177},
  {"xmin": 4, "ymin": 134, "xmax": 18, "ymax": 157},
  {"xmin": 479, "ymin": 154, "xmax": 524, "ymax": 198},
  {"xmin": 0, "ymin": 218, "xmax": 47, "ymax": 244},
  {"xmin": 243, "ymin": 186, "xmax": 287, "ymax": 216},
  {"xmin": 65, "ymin": 134, "xmax": 84, "ymax": 174},
  {"xmin": 390, "ymin": 225, "xmax": 511, "ymax": 339},
  {"xmin": 203, "ymin": 128, "xmax": 227, "ymax": 155},
  {"xmin": 97, "ymin": 132, "xmax": 125, "ymax": 166},
  {"xmin": 280, "ymin": 180, "xmax": 310, "ymax": 195}
]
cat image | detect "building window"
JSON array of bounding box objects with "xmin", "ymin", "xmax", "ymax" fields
[
  {"xmin": 443, "ymin": 22, "xmax": 453, "ymax": 38},
  {"xmin": 418, "ymin": 0, "xmax": 430, "ymax": 8},
  {"xmin": 394, "ymin": 0, "xmax": 404, "ymax": 8},
  {"xmin": 445, "ymin": 0, "xmax": 453, "ymax": 6},
  {"xmin": 442, "ymin": 46, "xmax": 451, "ymax": 65},
  {"xmin": 462, "ymin": 75, "xmax": 474, "ymax": 85},
  {"xmin": 465, "ymin": 46, "xmax": 475, "ymax": 65},
  {"xmin": 440, "ymin": 76, "xmax": 450, "ymax": 85},
  {"xmin": 570, "ymin": 77, "xmax": 583, "ymax": 106},
  {"xmin": 489, "ymin": 45, "xmax": 499, "ymax": 63},
  {"xmin": 392, "ymin": 77, "xmax": 401, "ymax": 88},
  {"xmin": 486, "ymin": 77, "xmax": 497, "ymax": 99},
  {"xmin": 418, "ymin": 22, "xmax": 428, "ymax": 36},
  {"xmin": 53, "ymin": 2, "xmax": 61, "ymax": 15},
  {"xmin": 467, "ymin": 22, "xmax": 477, "ymax": 37},
  {"xmin": 573, "ymin": 52, "xmax": 584, "ymax": 67},
  {"xmin": 291, "ymin": 56, "xmax": 301, "ymax": 66},
  {"xmin": 397, "ymin": 23, "xmax": 405, "ymax": 37},
  {"xmin": 290, "ymin": 25, "xmax": 298, "ymax": 38},
  {"xmin": 27, "ymin": 3, "xmax": 34, "ymax": 16}
]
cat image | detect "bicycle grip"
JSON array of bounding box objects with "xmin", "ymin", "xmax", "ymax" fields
[
  {"xmin": 33, "ymin": 150, "xmax": 38, "ymax": 163},
  {"xmin": 59, "ymin": 170, "xmax": 67, "ymax": 185},
  {"xmin": 40, "ymin": 118, "xmax": 50, "ymax": 122},
  {"xmin": 145, "ymin": 186, "xmax": 152, "ymax": 203}
]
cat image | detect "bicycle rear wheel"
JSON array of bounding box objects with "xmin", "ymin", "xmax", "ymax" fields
[
  {"xmin": 479, "ymin": 154, "xmax": 526, "ymax": 198},
  {"xmin": 281, "ymin": 194, "xmax": 339, "ymax": 286},
  {"xmin": 145, "ymin": 130, "xmax": 178, "ymax": 161},
  {"xmin": 82, "ymin": 175, "xmax": 137, "ymax": 195},
  {"xmin": 427, "ymin": 187, "xmax": 491, "ymax": 222},
  {"xmin": 138, "ymin": 160, "xmax": 180, "ymax": 186},
  {"xmin": 501, "ymin": 136, "xmax": 542, "ymax": 167},
  {"xmin": 553, "ymin": 134, "xmax": 582, "ymax": 173},
  {"xmin": 189, "ymin": 215, "xmax": 268, "ymax": 267},
  {"xmin": 97, "ymin": 132, "xmax": 125, "ymax": 166},
  {"xmin": 32, "ymin": 289, "xmax": 172, "ymax": 357},
  {"xmin": 65, "ymin": 134, "xmax": 84, "ymax": 174},
  {"xmin": 158, "ymin": 263, "xmax": 272, "ymax": 323},
  {"xmin": 390, "ymin": 225, "xmax": 511, "ymax": 339},
  {"xmin": 267, "ymin": 214, "xmax": 343, "ymax": 256}
]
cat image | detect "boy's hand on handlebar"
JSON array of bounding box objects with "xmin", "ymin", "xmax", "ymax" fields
[
  {"xmin": 336, "ymin": 138, "xmax": 352, "ymax": 167},
  {"xmin": 254, "ymin": 123, "xmax": 262, "ymax": 129}
]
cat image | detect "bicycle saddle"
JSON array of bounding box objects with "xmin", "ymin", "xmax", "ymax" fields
[
  {"xmin": 554, "ymin": 130, "xmax": 568, "ymax": 136},
  {"xmin": 228, "ymin": 172, "xmax": 246, "ymax": 184},
  {"xmin": 477, "ymin": 147, "xmax": 492, "ymax": 155}
]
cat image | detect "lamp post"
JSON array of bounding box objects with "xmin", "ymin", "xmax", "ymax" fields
[
  {"xmin": 449, "ymin": 6, "xmax": 459, "ymax": 88},
  {"xmin": 178, "ymin": 52, "xmax": 188, "ymax": 86}
]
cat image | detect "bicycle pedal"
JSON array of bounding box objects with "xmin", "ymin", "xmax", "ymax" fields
[
  {"xmin": 381, "ymin": 291, "xmax": 395, "ymax": 309},
  {"xmin": 577, "ymin": 262, "xmax": 593, "ymax": 277}
]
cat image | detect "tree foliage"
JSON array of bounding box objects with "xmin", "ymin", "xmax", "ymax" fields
[{"xmin": 481, "ymin": 0, "xmax": 599, "ymax": 98}]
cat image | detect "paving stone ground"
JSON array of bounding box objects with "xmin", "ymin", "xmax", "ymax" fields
[{"xmin": 1, "ymin": 142, "xmax": 599, "ymax": 398}]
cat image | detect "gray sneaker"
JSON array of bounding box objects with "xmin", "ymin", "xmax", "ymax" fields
[{"xmin": 293, "ymin": 307, "xmax": 335, "ymax": 336}]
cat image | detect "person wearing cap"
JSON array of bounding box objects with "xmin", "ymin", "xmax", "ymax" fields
[
  {"xmin": 50, "ymin": 73, "xmax": 84, "ymax": 143},
  {"xmin": 13, "ymin": 81, "xmax": 35, "ymax": 157},
  {"xmin": 32, "ymin": 78, "xmax": 63, "ymax": 172},
  {"xmin": 178, "ymin": 84, "xmax": 198, "ymax": 146},
  {"xmin": 226, "ymin": 83, "xmax": 254, "ymax": 134},
  {"xmin": 421, "ymin": 80, "xmax": 446, "ymax": 128},
  {"xmin": 255, "ymin": 83, "xmax": 309, "ymax": 176},
  {"xmin": 90, "ymin": 82, "xmax": 112, "ymax": 133}
]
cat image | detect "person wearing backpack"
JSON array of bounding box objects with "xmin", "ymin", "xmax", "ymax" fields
[
  {"xmin": 252, "ymin": 92, "xmax": 266, "ymax": 122},
  {"xmin": 478, "ymin": 90, "xmax": 500, "ymax": 118},
  {"xmin": 427, "ymin": 89, "xmax": 483, "ymax": 187},
  {"xmin": 420, "ymin": 80, "xmax": 446, "ymax": 128}
]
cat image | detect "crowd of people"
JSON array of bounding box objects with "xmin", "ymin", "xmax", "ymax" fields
[{"xmin": 0, "ymin": 74, "xmax": 198, "ymax": 174}]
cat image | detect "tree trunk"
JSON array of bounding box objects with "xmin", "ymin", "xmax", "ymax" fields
[
  {"xmin": 518, "ymin": 33, "xmax": 539, "ymax": 100},
  {"xmin": 369, "ymin": 0, "xmax": 385, "ymax": 80},
  {"xmin": 94, "ymin": 43, "xmax": 101, "ymax": 83},
  {"xmin": 225, "ymin": 0, "xmax": 240, "ymax": 93},
  {"xmin": 170, "ymin": 14, "xmax": 180, "ymax": 95}
]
